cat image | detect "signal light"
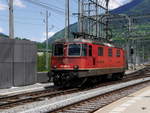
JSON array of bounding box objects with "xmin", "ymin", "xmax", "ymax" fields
[
  {"xmin": 53, "ymin": 65, "xmax": 57, "ymax": 69},
  {"xmin": 74, "ymin": 65, "xmax": 79, "ymax": 69},
  {"xmin": 130, "ymin": 48, "xmax": 134, "ymax": 55}
]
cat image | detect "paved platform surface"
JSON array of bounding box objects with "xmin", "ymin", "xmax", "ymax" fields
[
  {"xmin": 95, "ymin": 85, "xmax": 150, "ymax": 113},
  {"xmin": 0, "ymin": 83, "xmax": 53, "ymax": 96},
  {"xmin": 125, "ymin": 65, "xmax": 145, "ymax": 75}
]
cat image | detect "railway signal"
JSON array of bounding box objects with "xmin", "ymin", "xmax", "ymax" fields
[{"xmin": 130, "ymin": 47, "xmax": 134, "ymax": 55}]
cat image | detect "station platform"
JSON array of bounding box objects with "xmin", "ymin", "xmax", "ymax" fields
[
  {"xmin": 125, "ymin": 64, "xmax": 145, "ymax": 75},
  {"xmin": 0, "ymin": 83, "xmax": 53, "ymax": 96},
  {"xmin": 94, "ymin": 85, "xmax": 150, "ymax": 113}
]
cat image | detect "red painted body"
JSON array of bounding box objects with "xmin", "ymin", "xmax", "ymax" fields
[
  {"xmin": 51, "ymin": 41, "xmax": 126, "ymax": 71},
  {"xmin": 50, "ymin": 39, "xmax": 126, "ymax": 87}
]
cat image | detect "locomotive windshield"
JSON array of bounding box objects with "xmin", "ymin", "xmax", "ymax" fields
[
  {"xmin": 68, "ymin": 44, "xmax": 81, "ymax": 56},
  {"xmin": 54, "ymin": 44, "xmax": 64, "ymax": 56},
  {"xmin": 68, "ymin": 44, "xmax": 87, "ymax": 56}
]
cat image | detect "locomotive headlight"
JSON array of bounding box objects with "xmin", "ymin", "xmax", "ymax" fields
[
  {"xmin": 53, "ymin": 65, "xmax": 57, "ymax": 69},
  {"xmin": 74, "ymin": 65, "xmax": 79, "ymax": 69}
]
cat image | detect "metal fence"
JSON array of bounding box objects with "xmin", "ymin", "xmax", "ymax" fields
[{"xmin": 0, "ymin": 38, "xmax": 37, "ymax": 89}]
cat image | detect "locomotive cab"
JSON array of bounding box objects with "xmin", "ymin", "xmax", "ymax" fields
[
  {"xmin": 51, "ymin": 39, "xmax": 92, "ymax": 87},
  {"xmin": 51, "ymin": 41, "xmax": 91, "ymax": 70}
]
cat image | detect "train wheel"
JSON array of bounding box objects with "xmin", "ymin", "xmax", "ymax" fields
[
  {"xmin": 53, "ymin": 79, "xmax": 61, "ymax": 87},
  {"xmin": 118, "ymin": 72, "xmax": 124, "ymax": 80},
  {"xmin": 118, "ymin": 74, "xmax": 124, "ymax": 80},
  {"xmin": 77, "ymin": 78, "xmax": 88, "ymax": 88},
  {"xmin": 112, "ymin": 72, "xmax": 124, "ymax": 80},
  {"xmin": 101, "ymin": 75, "xmax": 108, "ymax": 81},
  {"xmin": 63, "ymin": 78, "xmax": 88, "ymax": 88}
]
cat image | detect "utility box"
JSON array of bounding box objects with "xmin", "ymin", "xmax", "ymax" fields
[{"xmin": 0, "ymin": 38, "xmax": 37, "ymax": 88}]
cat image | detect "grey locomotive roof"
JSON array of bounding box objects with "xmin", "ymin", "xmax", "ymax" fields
[
  {"xmin": 54, "ymin": 38, "xmax": 92, "ymax": 43},
  {"xmin": 53, "ymin": 38, "xmax": 123, "ymax": 49}
]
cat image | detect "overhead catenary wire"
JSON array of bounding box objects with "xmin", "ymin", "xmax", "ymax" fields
[
  {"xmin": 0, "ymin": 17, "xmax": 45, "ymax": 26},
  {"xmin": 24, "ymin": 0, "xmax": 77, "ymax": 18},
  {"xmin": 1, "ymin": 0, "xmax": 77, "ymax": 28},
  {"xmin": 0, "ymin": 13, "xmax": 63, "ymax": 29},
  {"xmin": 0, "ymin": 0, "xmax": 67, "ymax": 28},
  {"xmin": 24, "ymin": 0, "xmax": 65, "ymax": 15},
  {"xmin": 0, "ymin": 14, "xmax": 44, "ymax": 21}
]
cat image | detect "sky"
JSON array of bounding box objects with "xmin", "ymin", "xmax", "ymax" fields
[{"xmin": 0, "ymin": 0, "xmax": 132, "ymax": 42}]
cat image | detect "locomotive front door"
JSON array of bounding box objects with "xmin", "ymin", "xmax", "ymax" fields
[{"xmin": 88, "ymin": 45, "xmax": 95, "ymax": 67}]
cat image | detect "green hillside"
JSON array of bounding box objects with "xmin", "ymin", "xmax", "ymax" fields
[
  {"xmin": 48, "ymin": 23, "xmax": 77, "ymax": 44},
  {"xmin": 124, "ymin": 0, "xmax": 150, "ymax": 15},
  {"xmin": 0, "ymin": 33, "xmax": 9, "ymax": 38}
]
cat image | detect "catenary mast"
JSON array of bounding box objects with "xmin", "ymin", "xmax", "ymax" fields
[
  {"xmin": 65, "ymin": 0, "xmax": 70, "ymax": 41},
  {"xmin": 9, "ymin": 0, "xmax": 14, "ymax": 39},
  {"xmin": 77, "ymin": 0, "xmax": 110, "ymax": 41}
]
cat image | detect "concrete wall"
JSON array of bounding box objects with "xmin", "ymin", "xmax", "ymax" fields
[
  {"xmin": 0, "ymin": 38, "xmax": 37, "ymax": 89},
  {"xmin": 37, "ymin": 72, "xmax": 49, "ymax": 83}
]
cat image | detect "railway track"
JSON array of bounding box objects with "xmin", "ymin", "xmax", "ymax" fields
[
  {"xmin": 48, "ymin": 67, "xmax": 150, "ymax": 113},
  {"xmin": 0, "ymin": 87, "xmax": 79, "ymax": 109},
  {"xmin": 0, "ymin": 66, "xmax": 149, "ymax": 112},
  {"xmin": 50, "ymin": 80, "xmax": 150, "ymax": 113}
]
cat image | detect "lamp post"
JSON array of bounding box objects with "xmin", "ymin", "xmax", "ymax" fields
[
  {"xmin": 45, "ymin": 24, "xmax": 54, "ymax": 70},
  {"xmin": 65, "ymin": 0, "xmax": 70, "ymax": 41},
  {"xmin": 41, "ymin": 11, "xmax": 54, "ymax": 70},
  {"xmin": 9, "ymin": 0, "xmax": 14, "ymax": 39}
]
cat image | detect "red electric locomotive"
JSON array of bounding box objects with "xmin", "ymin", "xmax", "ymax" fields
[{"xmin": 51, "ymin": 38, "xmax": 127, "ymax": 87}]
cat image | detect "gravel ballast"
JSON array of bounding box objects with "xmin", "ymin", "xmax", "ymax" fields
[{"xmin": 1, "ymin": 77, "xmax": 150, "ymax": 113}]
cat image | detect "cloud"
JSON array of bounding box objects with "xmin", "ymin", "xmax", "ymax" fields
[
  {"xmin": 0, "ymin": 2, "xmax": 7, "ymax": 11},
  {"xmin": 109, "ymin": 0, "xmax": 122, "ymax": 9},
  {"xmin": 29, "ymin": 37, "xmax": 44, "ymax": 42},
  {"xmin": 28, "ymin": 32, "xmax": 56, "ymax": 42},
  {"xmin": 0, "ymin": 27, "xmax": 4, "ymax": 33},
  {"xmin": 48, "ymin": 32, "xmax": 55, "ymax": 37},
  {"xmin": 108, "ymin": 0, "xmax": 132, "ymax": 9},
  {"xmin": 14, "ymin": 0, "xmax": 26, "ymax": 8},
  {"xmin": 43, "ymin": 32, "xmax": 56, "ymax": 38},
  {"xmin": 0, "ymin": 0, "xmax": 26, "ymax": 11}
]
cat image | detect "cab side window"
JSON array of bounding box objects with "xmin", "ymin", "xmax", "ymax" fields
[
  {"xmin": 82, "ymin": 44, "xmax": 87, "ymax": 56},
  {"xmin": 98, "ymin": 47, "xmax": 103, "ymax": 56},
  {"xmin": 89, "ymin": 45, "xmax": 92, "ymax": 56},
  {"xmin": 116, "ymin": 49, "xmax": 120, "ymax": 57},
  {"xmin": 108, "ymin": 48, "xmax": 113, "ymax": 57}
]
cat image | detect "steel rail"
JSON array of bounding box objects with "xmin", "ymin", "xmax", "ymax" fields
[{"xmin": 20, "ymin": 67, "xmax": 150, "ymax": 113}]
